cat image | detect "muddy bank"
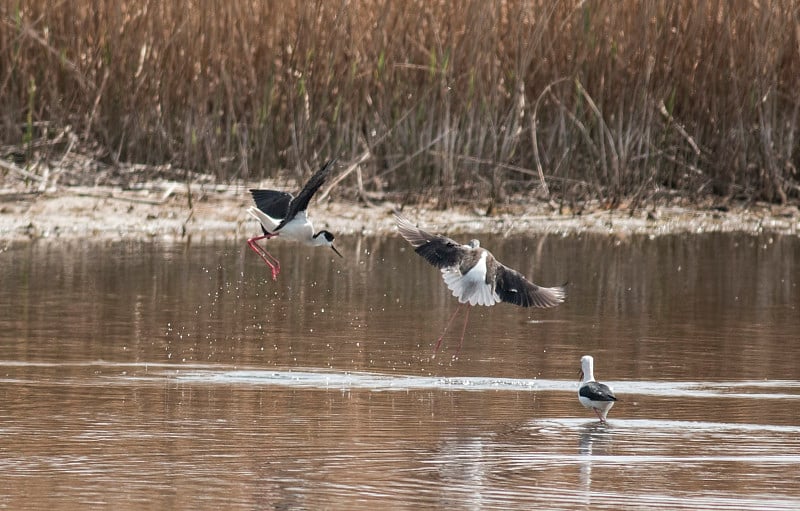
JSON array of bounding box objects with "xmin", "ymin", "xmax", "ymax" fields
[{"xmin": 1, "ymin": 182, "xmax": 798, "ymax": 244}]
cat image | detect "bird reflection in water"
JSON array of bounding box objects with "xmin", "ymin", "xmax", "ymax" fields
[{"xmin": 578, "ymin": 422, "xmax": 614, "ymax": 501}]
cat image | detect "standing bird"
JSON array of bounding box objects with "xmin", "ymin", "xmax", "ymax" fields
[
  {"xmin": 395, "ymin": 215, "xmax": 566, "ymax": 354},
  {"xmin": 247, "ymin": 159, "xmax": 342, "ymax": 280},
  {"xmin": 578, "ymin": 355, "xmax": 617, "ymax": 423}
]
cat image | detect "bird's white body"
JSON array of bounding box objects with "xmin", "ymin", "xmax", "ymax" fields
[
  {"xmin": 441, "ymin": 249, "xmax": 499, "ymax": 306},
  {"xmin": 248, "ymin": 207, "xmax": 328, "ymax": 247},
  {"xmin": 579, "ymin": 355, "xmax": 616, "ymax": 422}
]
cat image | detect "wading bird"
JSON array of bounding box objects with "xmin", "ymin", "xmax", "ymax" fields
[
  {"xmin": 395, "ymin": 214, "xmax": 565, "ymax": 355},
  {"xmin": 578, "ymin": 355, "xmax": 617, "ymax": 423},
  {"xmin": 247, "ymin": 159, "xmax": 342, "ymax": 280}
]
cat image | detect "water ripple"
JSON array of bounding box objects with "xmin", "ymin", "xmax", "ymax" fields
[{"xmin": 171, "ymin": 367, "xmax": 800, "ymax": 400}]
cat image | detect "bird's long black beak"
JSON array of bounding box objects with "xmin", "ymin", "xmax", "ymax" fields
[{"xmin": 331, "ymin": 244, "xmax": 343, "ymax": 258}]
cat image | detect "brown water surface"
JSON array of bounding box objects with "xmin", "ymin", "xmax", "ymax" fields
[{"xmin": 1, "ymin": 233, "xmax": 799, "ymax": 509}]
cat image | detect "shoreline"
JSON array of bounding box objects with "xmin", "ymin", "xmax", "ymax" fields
[{"xmin": 1, "ymin": 183, "xmax": 798, "ymax": 244}]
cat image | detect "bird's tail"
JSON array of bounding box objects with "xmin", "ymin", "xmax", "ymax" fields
[{"xmin": 247, "ymin": 207, "xmax": 280, "ymax": 233}]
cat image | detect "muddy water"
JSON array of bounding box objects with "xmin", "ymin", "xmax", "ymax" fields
[{"xmin": 1, "ymin": 232, "xmax": 799, "ymax": 510}]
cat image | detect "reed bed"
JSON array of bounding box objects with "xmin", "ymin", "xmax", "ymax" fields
[{"xmin": 1, "ymin": 0, "xmax": 798, "ymax": 206}]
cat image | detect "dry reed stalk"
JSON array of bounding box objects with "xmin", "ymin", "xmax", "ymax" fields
[{"xmin": 1, "ymin": 0, "xmax": 798, "ymax": 203}]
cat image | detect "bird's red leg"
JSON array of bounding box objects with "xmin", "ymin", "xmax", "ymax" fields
[
  {"xmin": 247, "ymin": 233, "xmax": 281, "ymax": 280},
  {"xmin": 433, "ymin": 304, "xmax": 463, "ymax": 353},
  {"xmin": 453, "ymin": 305, "xmax": 471, "ymax": 358},
  {"xmin": 594, "ymin": 408, "xmax": 606, "ymax": 423}
]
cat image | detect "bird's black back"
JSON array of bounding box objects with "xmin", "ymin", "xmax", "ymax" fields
[
  {"xmin": 579, "ymin": 381, "xmax": 617, "ymax": 402},
  {"xmin": 276, "ymin": 159, "xmax": 337, "ymax": 231}
]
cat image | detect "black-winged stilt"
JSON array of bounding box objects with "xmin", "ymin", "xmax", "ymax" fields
[
  {"xmin": 247, "ymin": 159, "xmax": 342, "ymax": 279},
  {"xmin": 395, "ymin": 214, "xmax": 566, "ymax": 354},
  {"xmin": 579, "ymin": 355, "xmax": 617, "ymax": 423}
]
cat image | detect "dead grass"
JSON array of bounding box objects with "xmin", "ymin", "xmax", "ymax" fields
[{"xmin": 1, "ymin": 0, "xmax": 799, "ymax": 206}]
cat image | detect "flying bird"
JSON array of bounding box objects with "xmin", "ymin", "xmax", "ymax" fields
[
  {"xmin": 395, "ymin": 214, "xmax": 565, "ymax": 354},
  {"xmin": 247, "ymin": 159, "xmax": 342, "ymax": 280},
  {"xmin": 578, "ymin": 355, "xmax": 617, "ymax": 423}
]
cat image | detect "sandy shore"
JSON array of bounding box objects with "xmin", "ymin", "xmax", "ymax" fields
[{"xmin": 1, "ymin": 182, "xmax": 798, "ymax": 243}]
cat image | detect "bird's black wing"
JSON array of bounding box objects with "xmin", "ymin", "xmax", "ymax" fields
[
  {"xmin": 395, "ymin": 215, "xmax": 465, "ymax": 269},
  {"xmin": 250, "ymin": 189, "xmax": 293, "ymax": 219},
  {"xmin": 494, "ymin": 262, "xmax": 566, "ymax": 308},
  {"xmin": 276, "ymin": 159, "xmax": 337, "ymax": 231},
  {"xmin": 579, "ymin": 381, "xmax": 617, "ymax": 402}
]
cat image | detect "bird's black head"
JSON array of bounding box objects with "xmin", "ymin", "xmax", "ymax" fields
[
  {"xmin": 315, "ymin": 230, "xmax": 335, "ymax": 243},
  {"xmin": 314, "ymin": 230, "xmax": 343, "ymax": 258}
]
